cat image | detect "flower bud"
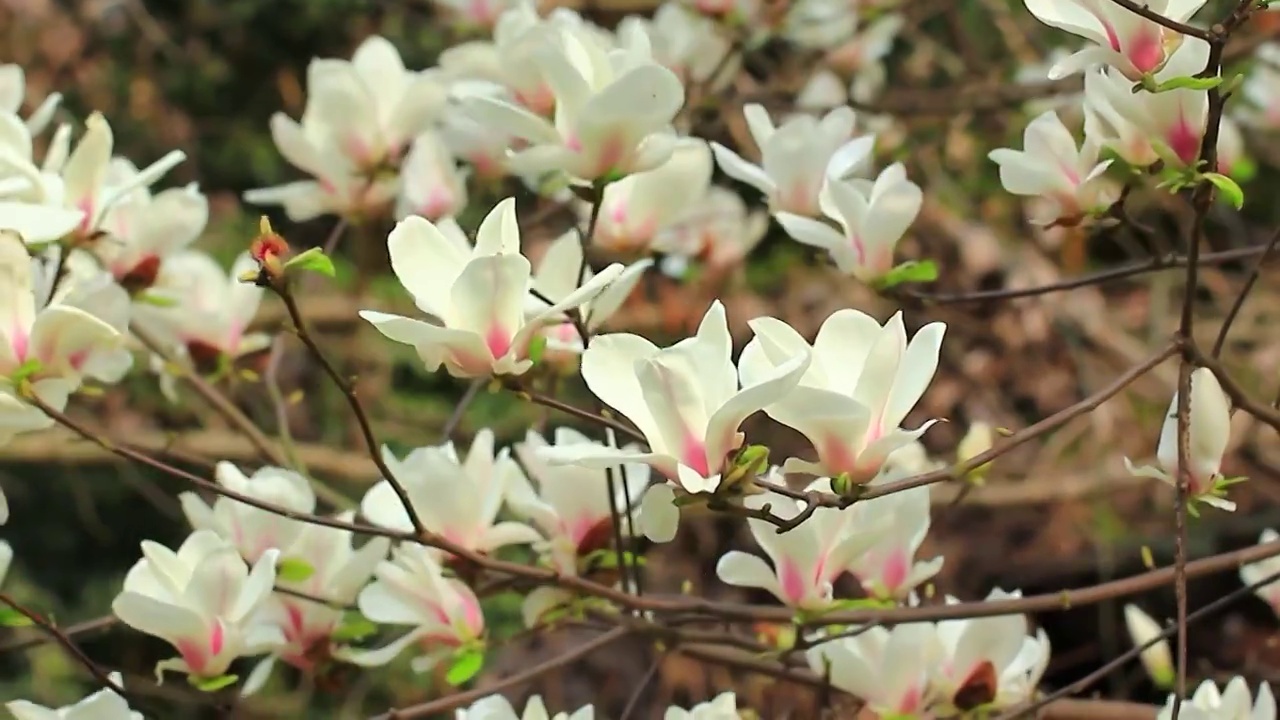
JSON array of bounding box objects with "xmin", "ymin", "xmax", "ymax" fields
[
  {"xmin": 1124, "ymin": 604, "xmax": 1174, "ymax": 689},
  {"xmin": 958, "ymin": 422, "xmax": 995, "ymax": 485},
  {"xmin": 250, "ymin": 216, "xmax": 290, "ymax": 282}
]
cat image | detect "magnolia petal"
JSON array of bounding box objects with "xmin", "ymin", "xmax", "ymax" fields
[
  {"xmin": 710, "ymin": 142, "xmax": 774, "ymax": 196},
  {"xmin": 704, "ymin": 350, "xmax": 811, "ymax": 464},
  {"xmin": 638, "ymin": 483, "xmax": 679, "ymax": 543},
  {"xmin": 334, "ymin": 627, "xmax": 429, "ymax": 668},
  {"xmin": 716, "ymin": 550, "xmax": 786, "ymax": 600}
]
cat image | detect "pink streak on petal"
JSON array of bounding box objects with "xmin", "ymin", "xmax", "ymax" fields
[
  {"xmin": 10, "ymin": 324, "xmax": 27, "ymax": 362},
  {"xmin": 681, "ymin": 432, "xmax": 710, "ymax": 477},
  {"xmin": 1128, "ymin": 30, "xmax": 1165, "ymax": 73},
  {"xmin": 880, "ymin": 548, "xmax": 909, "ymax": 594},
  {"xmin": 176, "ymin": 638, "xmax": 208, "ymax": 675},
  {"xmin": 209, "ymin": 619, "xmax": 225, "ymax": 656},
  {"xmin": 777, "ymin": 557, "xmax": 808, "ymax": 605},
  {"xmin": 485, "ymin": 324, "xmax": 512, "ymax": 359},
  {"xmin": 1168, "ymin": 119, "xmax": 1203, "ymax": 165}
]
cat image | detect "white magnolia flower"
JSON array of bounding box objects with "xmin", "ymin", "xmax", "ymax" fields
[
  {"xmin": 775, "ymin": 164, "xmax": 922, "ymax": 281},
  {"xmin": 440, "ymin": 99, "xmax": 515, "ymax": 180},
  {"xmin": 988, "ymin": 109, "xmax": 1118, "ymax": 225},
  {"xmin": 617, "ymin": 4, "xmax": 738, "ymax": 91},
  {"xmin": 430, "ymin": 0, "xmax": 525, "ymax": 31},
  {"xmin": 710, "ymin": 104, "xmax": 871, "ymax": 217},
  {"xmin": 1083, "ymin": 37, "xmax": 1211, "ymax": 168},
  {"xmin": 242, "ymin": 513, "xmax": 391, "ymax": 694},
  {"xmin": 360, "ymin": 199, "xmax": 625, "ymax": 378},
  {"xmin": 1158, "ymin": 678, "xmax": 1276, "ymax": 720},
  {"xmin": 6, "ymin": 673, "xmax": 142, "ymax": 720},
  {"xmin": 180, "ymin": 462, "xmax": 317, "ymax": 563},
  {"xmin": 826, "ymin": 13, "xmax": 906, "ymax": 104},
  {"xmin": 664, "ymin": 692, "xmax": 738, "ymax": 719},
  {"xmin": 1240, "ymin": 529, "xmax": 1280, "ymax": 617},
  {"xmin": 439, "ymin": 3, "xmax": 575, "ymax": 118},
  {"xmin": 541, "ymin": 301, "xmax": 811, "ymax": 542},
  {"xmin": 846, "ymin": 483, "xmax": 943, "ymax": 600},
  {"xmin": 739, "ymin": 309, "xmax": 945, "ymax": 484},
  {"xmin": 460, "ymin": 23, "xmax": 685, "ymax": 183},
  {"xmin": 1124, "ymin": 367, "xmax": 1236, "ymax": 511},
  {"xmin": 0, "ymin": 112, "xmax": 184, "ymax": 242},
  {"xmin": 457, "ymin": 695, "xmax": 594, "ymax": 720},
  {"xmin": 529, "ymin": 230, "xmax": 652, "ymax": 354},
  {"xmin": 716, "ymin": 476, "xmax": 888, "ymax": 610},
  {"xmin": 808, "ymin": 624, "xmax": 936, "ymax": 717},
  {"xmin": 0, "ymin": 538, "xmax": 11, "ymax": 584},
  {"xmin": 1124, "ymin": 604, "xmax": 1174, "ymax": 689},
  {"xmin": 132, "ymin": 250, "xmax": 269, "ymax": 373},
  {"xmin": 341, "ymin": 544, "xmax": 484, "ymax": 672},
  {"xmin": 0, "ymin": 233, "xmax": 130, "ymax": 445},
  {"xmin": 651, "ymin": 186, "xmax": 769, "ymax": 274},
  {"xmin": 509, "ymin": 427, "xmax": 650, "ymax": 575},
  {"xmin": 294, "ymin": 35, "xmax": 445, "ymax": 171},
  {"xmin": 93, "ymin": 159, "xmax": 208, "ymax": 289},
  {"xmin": 396, "ymin": 131, "xmax": 469, "ymax": 222},
  {"xmin": 1023, "ymin": 0, "xmax": 1209, "ymax": 80},
  {"xmin": 930, "ymin": 590, "xmax": 1052, "ymax": 713},
  {"xmin": 0, "ymin": 487, "xmax": 7, "ymax": 525},
  {"xmin": 361, "ymin": 429, "xmax": 542, "ymax": 554},
  {"xmin": 584, "ymin": 138, "xmax": 713, "ymax": 252},
  {"xmin": 243, "ymin": 37, "xmax": 440, "ymax": 221},
  {"xmin": 0, "ymin": 63, "xmax": 61, "ymax": 136},
  {"xmin": 112, "ymin": 530, "xmax": 285, "ymax": 681}
]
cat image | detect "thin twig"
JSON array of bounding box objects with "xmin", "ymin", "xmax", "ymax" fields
[
  {"xmin": 0, "ymin": 592, "xmax": 128, "ymax": 697},
  {"xmin": 274, "ymin": 286, "xmax": 428, "ymax": 538},
  {"xmin": 371, "ymin": 627, "xmax": 630, "ymax": 719},
  {"xmin": 1210, "ymin": 224, "xmax": 1280, "ymax": 357}
]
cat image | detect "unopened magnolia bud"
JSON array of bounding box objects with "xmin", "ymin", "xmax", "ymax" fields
[
  {"xmin": 250, "ymin": 216, "xmax": 290, "ymax": 281},
  {"xmin": 958, "ymin": 422, "xmax": 994, "ymax": 484},
  {"xmin": 1123, "ymin": 604, "xmax": 1174, "ymax": 690}
]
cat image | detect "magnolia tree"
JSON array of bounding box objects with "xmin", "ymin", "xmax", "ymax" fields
[{"xmin": 4, "ymin": 0, "xmax": 1280, "ymax": 718}]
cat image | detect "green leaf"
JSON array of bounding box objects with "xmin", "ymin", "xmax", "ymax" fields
[
  {"xmin": 284, "ymin": 247, "xmax": 336, "ymax": 278},
  {"xmin": 873, "ymin": 259, "xmax": 939, "ymax": 290},
  {"xmin": 1152, "ymin": 75, "xmax": 1225, "ymax": 92},
  {"xmin": 276, "ymin": 557, "xmax": 315, "ymax": 583},
  {"xmin": 527, "ymin": 334, "xmax": 547, "ymax": 365},
  {"xmin": 135, "ymin": 291, "xmax": 179, "ymax": 308},
  {"xmin": 0, "ymin": 607, "xmax": 34, "ymax": 627},
  {"xmin": 1203, "ymin": 172, "xmax": 1245, "ymax": 209},
  {"xmin": 331, "ymin": 613, "xmax": 379, "ymax": 642},
  {"xmin": 445, "ymin": 647, "xmax": 485, "ymax": 686},
  {"xmin": 7, "ymin": 359, "xmax": 41, "ymax": 384},
  {"xmin": 190, "ymin": 673, "xmax": 238, "ymax": 692}
]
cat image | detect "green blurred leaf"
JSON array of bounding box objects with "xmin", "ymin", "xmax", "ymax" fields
[
  {"xmin": 874, "ymin": 260, "xmax": 939, "ymax": 289},
  {"xmin": 277, "ymin": 557, "xmax": 315, "ymax": 583},
  {"xmin": 1152, "ymin": 75, "xmax": 1224, "ymax": 92},
  {"xmin": 284, "ymin": 247, "xmax": 336, "ymax": 278},
  {"xmin": 190, "ymin": 673, "xmax": 238, "ymax": 692},
  {"xmin": 1203, "ymin": 172, "xmax": 1245, "ymax": 209},
  {"xmin": 445, "ymin": 647, "xmax": 484, "ymax": 686},
  {"xmin": 0, "ymin": 607, "xmax": 34, "ymax": 627},
  {"xmin": 331, "ymin": 612, "xmax": 378, "ymax": 642},
  {"xmin": 8, "ymin": 359, "xmax": 42, "ymax": 384}
]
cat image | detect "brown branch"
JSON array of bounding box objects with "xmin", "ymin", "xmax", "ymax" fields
[
  {"xmin": 273, "ymin": 285, "xmax": 428, "ymax": 539},
  {"xmin": 0, "ymin": 592, "xmax": 128, "ymax": 697},
  {"xmin": 905, "ymin": 244, "xmax": 1274, "ymax": 305},
  {"xmin": 1210, "ymin": 225, "xmax": 1280, "ymax": 356},
  {"xmin": 1104, "ymin": 0, "xmax": 1211, "ymax": 40},
  {"xmin": 132, "ymin": 323, "xmax": 288, "ymax": 469},
  {"xmin": 370, "ymin": 627, "xmax": 630, "ymax": 719}
]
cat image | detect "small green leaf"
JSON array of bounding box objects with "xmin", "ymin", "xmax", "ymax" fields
[
  {"xmin": 7, "ymin": 359, "xmax": 41, "ymax": 384},
  {"xmin": 276, "ymin": 557, "xmax": 315, "ymax": 583},
  {"xmin": 190, "ymin": 673, "xmax": 238, "ymax": 692},
  {"xmin": 874, "ymin": 259, "xmax": 939, "ymax": 290},
  {"xmin": 445, "ymin": 647, "xmax": 484, "ymax": 686},
  {"xmin": 1152, "ymin": 75, "xmax": 1225, "ymax": 92},
  {"xmin": 284, "ymin": 247, "xmax": 336, "ymax": 278},
  {"xmin": 527, "ymin": 334, "xmax": 547, "ymax": 365},
  {"xmin": 331, "ymin": 613, "xmax": 378, "ymax": 642},
  {"xmin": 135, "ymin": 291, "xmax": 179, "ymax": 308},
  {"xmin": 0, "ymin": 607, "xmax": 34, "ymax": 627},
  {"xmin": 1203, "ymin": 172, "xmax": 1245, "ymax": 209}
]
